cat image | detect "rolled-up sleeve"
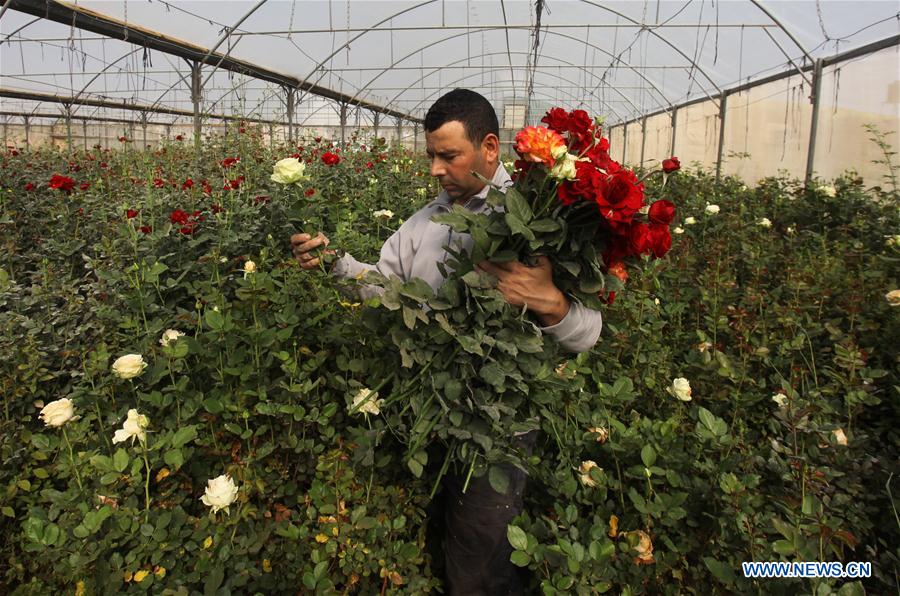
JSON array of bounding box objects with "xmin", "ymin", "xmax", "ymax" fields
[{"xmin": 539, "ymin": 302, "xmax": 603, "ymax": 354}]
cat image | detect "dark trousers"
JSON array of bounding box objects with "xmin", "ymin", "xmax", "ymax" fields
[{"xmin": 442, "ymin": 433, "xmax": 536, "ymax": 595}]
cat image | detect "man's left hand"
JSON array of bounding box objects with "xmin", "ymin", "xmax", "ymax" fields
[{"xmin": 476, "ymin": 256, "xmax": 570, "ymax": 326}]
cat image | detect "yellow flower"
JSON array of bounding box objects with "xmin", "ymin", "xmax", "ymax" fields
[
  {"xmin": 608, "ymin": 514, "xmax": 619, "ymax": 538},
  {"xmin": 203, "ymin": 536, "xmax": 214, "ymax": 549},
  {"xmin": 298, "ymin": 346, "xmax": 313, "ymax": 356},
  {"xmin": 588, "ymin": 426, "xmax": 609, "ymax": 443},
  {"xmin": 123, "ymin": 571, "xmax": 133, "ymax": 582},
  {"xmin": 154, "ymin": 566, "xmax": 166, "ymax": 578},
  {"xmin": 630, "ymin": 530, "xmax": 655, "ymax": 564},
  {"xmin": 315, "ymin": 533, "xmax": 329, "ymax": 543},
  {"xmin": 262, "ymin": 559, "xmax": 272, "ymax": 573},
  {"xmin": 155, "ymin": 467, "xmax": 171, "ymax": 482},
  {"xmin": 75, "ymin": 580, "xmax": 86, "ymax": 596},
  {"xmin": 133, "ymin": 570, "xmax": 149, "ymax": 583}
]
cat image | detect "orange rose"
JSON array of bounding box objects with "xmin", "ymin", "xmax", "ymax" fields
[{"xmin": 514, "ymin": 126, "xmax": 567, "ymax": 167}]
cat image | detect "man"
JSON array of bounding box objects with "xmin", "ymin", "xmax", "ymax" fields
[{"xmin": 291, "ymin": 89, "xmax": 602, "ymax": 594}]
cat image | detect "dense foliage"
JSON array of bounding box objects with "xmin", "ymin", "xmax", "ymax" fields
[{"xmin": 0, "ymin": 127, "xmax": 897, "ymax": 594}]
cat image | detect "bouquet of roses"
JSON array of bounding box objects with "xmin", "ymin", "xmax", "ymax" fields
[{"xmin": 360, "ymin": 108, "xmax": 678, "ymax": 494}]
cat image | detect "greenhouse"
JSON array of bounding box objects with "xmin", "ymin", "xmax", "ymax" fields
[{"xmin": 1, "ymin": 0, "xmax": 898, "ymax": 593}]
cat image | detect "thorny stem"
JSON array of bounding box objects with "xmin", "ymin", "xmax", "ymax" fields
[{"xmin": 62, "ymin": 426, "xmax": 83, "ymax": 491}]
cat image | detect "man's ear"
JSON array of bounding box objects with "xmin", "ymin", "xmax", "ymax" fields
[{"xmin": 481, "ymin": 133, "xmax": 500, "ymax": 163}]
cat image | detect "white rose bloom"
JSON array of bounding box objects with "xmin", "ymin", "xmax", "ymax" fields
[
  {"xmin": 666, "ymin": 377, "xmax": 692, "ymax": 401},
  {"xmin": 242, "ymin": 260, "xmax": 256, "ymax": 279},
  {"xmin": 772, "ymin": 393, "xmax": 788, "ymax": 408},
  {"xmin": 578, "ymin": 460, "xmax": 601, "ymax": 487},
  {"xmin": 786, "ymin": 226, "xmax": 796, "ymax": 235},
  {"xmin": 270, "ymin": 158, "xmax": 308, "ymax": 185},
  {"xmin": 368, "ymin": 177, "xmax": 378, "ymax": 186},
  {"xmin": 415, "ymin": 187, "xmax": 428, "ymax": 198},
  {"xmin": 112, "ymin": 408, "xmax": 149, "ymax": 445},
  {"xmin": 673, "ymin": 226, "xmax": 684, "ymax": 235},
  {"xmin": 684, "ymin": 217, "xmax": 697, "ymax": 225},
  {"xmin": 758, "ymin": 217, "xmax": 772, "ymax": 228},
  {"xmin": 832, "ymin": 428, "xmax": 848, "ymax": 446},
  {"xmin": 588, "ymin": 426, "xmax": 609, "ymax": 443},
  {"xmin": 549, "ymin": 152, "xmax": 578, "ymax": 181},
  {"xmin": 391, "ymin": 164, "xmax": 400, "ymax": 174},
  {"xmin": 159, "ymin": 329, "xmax": 185, "ymax": 347},
  {"xmin": 885, "ymin": 234, "xmax": 900, "ymax": 247},
  {"xmin": 697, "ymin": 341, "xmax": 712, "ymax": 353},
  {"xmin": 885, "ymin": 289, "xmax": 900, "ymax": 306},
  {"xmin": 39, "ymin": 398, "xmax": 76, "ymax": 427},
  {"xmin": 818, "ymin": 184, "xmax": 837, "ymax": 198},
  {"xmin": 350, "ymin": 388, "xmax": 382, "ymax": 416},
  {"xmin": 373, "ymin": 209, "xmax": 394, "ymax": 220},
  {"xmin": 201, "ymin": 474, "xmax": 239, "ymax": 514},
  {"xmin": 112, "ymin": 354, "xmax": 147, "ymax": 380},
  {"xmin": 705, "ymin": 203, "xmax": 720, "ymax": 215}
]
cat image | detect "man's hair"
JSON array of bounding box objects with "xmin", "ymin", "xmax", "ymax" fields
[{"xmin": 424, "ymin": 88, "xmax": 499, "ymax": 145}]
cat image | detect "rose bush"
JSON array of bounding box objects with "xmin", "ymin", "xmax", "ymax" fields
[{"xmin": 0, "ymin": 126, "xmax": 896, "ymax": 594}]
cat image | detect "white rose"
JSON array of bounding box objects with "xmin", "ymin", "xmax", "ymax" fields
[
  {"xmin": 886, "ymin": 289, "xmax": 900, "ymax": 306},
  {"xmin": 373, "ymin": 209, "xmax": 394, "ymax": 220},
  {"xmin": 697, "ymin": 341, "xmax": 712, "ymax": 353},
  {"xmin": 39, "ymin": 398, "xmax": 76, "ymax": 427},
  {"xmin": 666, "ymin": 377, "xmax": 692, "ymax": 401},
  {"xmin": 112, "ymin": 354, "xmax": 147, "ymax": 380},
  {"xmin": 758, "ymin": 217, "xmax": 772, "ymax": 228},
  {"xmin": 786, "ymin": 226, "xmax": 795, "ymax": 235},
  {"xmin": 368, "ymin": 177, "xmax": 379, "ymax": 186},
  {"xmin": 684, "ymin": 217, "xmax": 697, "ymax": 225},
  {"xmin": 159, "ymin": 329, "xmax": 185, "ymax": 347},
  {"xmin": 549, "ymin": 152, "xmax": 578, "ymax": 181},
  {"xmin": 832, "ymin": 428, "xmax": 848, "ymax": 446},
  {"xmin": 350, "ymin": 388, "xmax": 382, "ymax": 416},
  {"xmin": 578, "ymin": 460, "xmax": 601, "ymax": 487},
  {"xmin": 588, "ymin": 426, "xmax": 609, "ymax": 443},
  {"xmin": 772, "ymin": 393, "xmax": 788, "ymax": 408},
  {"xmin": 242, "ymin": 260, "xmax": 256, "ymax": 279},
  {"xmin": 270, "ymin": 157, "xmax": 308, "ymax": 185},
  {"xmin": 885, "ymin": 234, "xmax": 900, "ymax": 247},
  {"xmin": 391, "ymin": 164, "xmax": 400, "ymax": 174},
  {"xmin": 673, "ymin": 226, "xmax": 684, "ymax": 235},
  {"xmin": 705, "ymin": 203, "xmax": 720, "ymax": 215},
  {"xmin": 112, "ymin": 408, "xmax": 149, "ymax": 445},
  {"xmin": 415, "ymin": 187, "xmax": 428, "ymax": 198},
  {"xmin": 201, "ymin": 474, "xmax": 239, "ymax": 514},
  {"xmin": 818, "ymin": 184, "xmax": 837, "ymax": 198}
]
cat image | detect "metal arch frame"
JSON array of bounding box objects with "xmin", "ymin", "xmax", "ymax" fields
[
  {"xmin": 749, "ymin": 0, "xmax": 815, "ymax": 86},
  {"xmin": 388, "ymin": 51, "xmax": 636, "ymax": 121},
  {"xmin": 291, "ymin": 0, "xmax": 438, "ymax": 106},
  {"xmin": 403, "ymin": 69, "xmax": 625, "ymax": 122},
  {"xmin": 198, "ymin": 0, "xmax": 266, "ymax": 89},
  {"xmin": 0, "ymin": 15, "xmax": 40, "ymax": 47},
  {"xmin": 345, "ymin": 27, "xmax": 675, "ymax": 116},
  {"xmin": 578, "ymin": 0, "xmax": 724, "ymax": 102}
]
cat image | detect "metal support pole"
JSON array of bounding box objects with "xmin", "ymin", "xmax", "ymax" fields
[
  {"xmin": 64, "ymin": 104, "xmax": 73, "ymax": 152},
  {"xmin": 639, "ymin": 116, "xmax": 648, "ymax": 170},
  {"xmin": 141, "ymin": 112, "xmax": 148, "ymax": 149},
  {"xmin": 285, "ymin": 87, "xmax": 295, "ymax": 144},
  {"xmin": 373, "ymin": 112, "xmax": 380, "ymax": 138},
  {"xmin": 715, "ymin": 91, "xmax": 728, "ymax": 183},
  {"xmin": 621, "ymin": 122, "xmax": 627, "ymax": 163},
  {"xmin": 396, "ymin": 117, "xmax": 402, "ymax": 147},
  {"xmin": 1, "ymin": 116, "xmax": 7, "ymax": 149},
  {"xmin": 268, "ymin": 121, "xmax": 274, "ymax": 147},
  {"xmin": 413, "ymin": 123, "xmax": 419, "ymax": 152},
  {"xmin": 24, "ymin": 115, "xmax": 30, "ymax": 151},
  {"xmin": 670, "ymin": 107, "xmax": 677, "ymax": 157},
  {"xmin": 339, "ymin": 103, "xmax": 348, "ymax": 146},
  {"xmin": 190, "ymin": 61, "xmax": 202, "ymax": 148},
  {"xmin": 804, "ymin": 59, "xmax": 824, "ymax": 188}
]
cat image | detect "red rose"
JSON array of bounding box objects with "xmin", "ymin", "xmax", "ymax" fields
[
  {"xmin": 627, "ymin": 222, "xmax": 653, "ymax": 256},
  {"xmin": 182, "ymin": 178, "xmax": 194, "ymax": 190},
  {"xmin": 607, "ymin": 261, "xmax": 629, "ymax": 283},
  {"xmin": 314, "ymin": 137, "xmax": 322, "ymax": 143},
  {"xmin": 596, "ymin": 169, "xmax": 644, "ymax": 225},
  {"xmin": 662, "ymin": 157, "xmax": 680, "ymax": 173},
  {"xmin": 366, "ymin": 161, "xmax": 374, "ymax": 169},
  {"xmin": 220, "ymin": 157, "xmax": 240, "ymax": 168},
  {"xmin": 175, "ymin": 134, "xmax": 184, "ymax": 141},
  {"xmin": 126, "ymin": 209, "xmax": 139, "ymax": 219},
  {"xmin": 49, "ymin": 174, "xmax": 75, "ymax": 192},
  {"xmin": 153, "ymin": 178, "xmax": 165, "ymax": 188},
  {"xmin": 79, "ymin": 182, "xmax": 90, "ymax": 191},
  {"xmin": 304, "ymin": 188, "xmax": 316, "ymax": 197},
  {"xmin": 118, "ymin": 136, "xmax": 127, "ymax": 143},
  {"xmin": 321, "ymin": 152, "xmax": 340, "ymax": 166},
  {"xmin": 541, "ymin": 108, "xmax": 570, "ymax": 133},
  {"xmin": 139, "ymin": 225, "xmax": 152, "ymax": 234},
  {"xmin": 210, "ymin": 203, "xmax": 223, "ymax": 214},
  {"xmin": 201, "ymin": 180, "xmax": 212, "ymax": 195},
  {"xmin": 239, "ymin": 127, "xmax": 245, "ymax": 134},
  {"xmin": 254, "ymin": 195, "xmax": 270, "ymax": 205},
  {"xmin": 648, "ymin": 224, "xmax": 671, "ymax": 258},
  {"xmin": 9, "ymin": 149, "xmax": 18, "ymax": 156},
  {"xmin": 24, "ymin": 182, "xmax": 34, "ymax": 191},
  {"xmin": 170, "ymin": 209, "xmax": 190, "ymax": 225},
  {"xmin": 100, "ymin": 162, "xmax": 108, "ymax": 168},
  {"xmin": 648, "ymin": 200, "xmax": 676, "ymax": 225}
]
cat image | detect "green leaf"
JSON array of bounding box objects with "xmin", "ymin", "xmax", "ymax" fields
[
  {"xmin": 640, "ymin": 445, "xmax": 657, "ymax": 468},
  {"xmin": 510, "ymin": 550, "xmax": 531, "ymax": 567},
  {"xmin": 204, "ymin": 567, "xmax": 224, "ymax": 596},
  {"xmin": 164, "ymin": 449, "xmax": 184, "ymax": 470},
  {"xmin": 505, "ymin": 213, "xmax": 536, "ymax": 241},
  {"xmin": 489, "ymin": 466, "xmax": 510, "ymax": 495},
  {"xmin": 1, "ymin": 507, "xmax": 13, "ymax": 518},
  {"xmin": 170, "ymin": 425, "xmax": 198, "ymax": 449},
  {"xmin": 204, "ymin": 309, "xmax": 224, "ymax": 331},
  {"xmin": 504, "ymin": 187, "xmax": 533, "ymax": 223},
  {"xmin": 112, "ymin": 448, "xmax": 129, "ymax": 473},
  {"xmin": 507, "ymin": 525, "xmax": 529, "ymax": 551},
  {"xmin": 772, "ymin": 539, "xmax": 794, "ymax": 555},
  {"xmin": 529, "ymin": 218, "xmax": 561, "ymax": 233},
  {"xmin": 407, "ymin": 458, "xmax": 423, "ymax": 478},
  {"xmin": 703, "ymin": 557, "xmax": 736, "ymax": 584}
]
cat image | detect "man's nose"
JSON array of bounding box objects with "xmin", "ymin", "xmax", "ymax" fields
[{"xmin": 429, "ymin": 159, "xmax": 445, "ymax": 177}]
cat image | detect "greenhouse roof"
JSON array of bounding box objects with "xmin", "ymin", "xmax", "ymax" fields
[{"xmin": 1, "ymin": 0, "xmax": 898, "ymax": 127}]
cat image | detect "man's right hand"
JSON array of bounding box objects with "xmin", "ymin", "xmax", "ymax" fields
[{"xmin": 290, "ymin": 232, "xmax": 335, "ymax": 270}]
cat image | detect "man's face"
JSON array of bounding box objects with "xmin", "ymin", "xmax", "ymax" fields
[{"xmin": 425, "ymin": 120, "xmax": 497, "ymax": 203}]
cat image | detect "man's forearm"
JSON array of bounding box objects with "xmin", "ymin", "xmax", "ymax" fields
[{"xmin": 532, "ymin": 289, "xmax": 570, "ymax": 327}]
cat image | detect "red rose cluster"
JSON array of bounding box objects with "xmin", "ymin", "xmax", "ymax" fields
[
  {"xmin": 321, "ymin": 152, "xmax": 340, "ymax": 166},
  {"xmin": 516, "ymin": 108, "xmax": 679, "ymax": 304},
  {"xmin": 170, "ymin": 208, "xmax": 205, "ymax": 235},
  {"xmin": 49, "ymin": 174, "xmax": 76, "ymax": 192}
]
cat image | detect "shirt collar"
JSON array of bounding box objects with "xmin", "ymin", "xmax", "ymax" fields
[{"xmin": 433, "ymin": 164, "xmax": 512, "ymax": 213}]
